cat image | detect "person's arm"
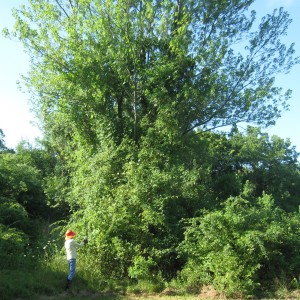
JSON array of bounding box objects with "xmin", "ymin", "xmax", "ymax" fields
[
  {"xmin": 73, "ymin": 240, "xmax": 85, "ymax": 248},
  {"xmin": 73, "ymin": 238, "xmax": 88, "ymax": 248}
]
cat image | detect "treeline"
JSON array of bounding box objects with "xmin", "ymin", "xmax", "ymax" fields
[
  {"xmin": 2, "ymin": 0, "xmax": 300, "ymax": 298},
  {"xmin": 1, "ymin": 126, "xmax": 300, "ymax": 297},
  {"xmin": 0, "ymin": 130, "xmax": 56, "ymax": 268}
]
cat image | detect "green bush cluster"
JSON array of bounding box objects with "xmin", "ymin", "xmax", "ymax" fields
[
  {"xmin": 0, "ymin": 224, "xmax": 29, "ymax": 268},
  {"xmin": 178, "ymin": 185, "xmax": 300, "ymax": 297}
]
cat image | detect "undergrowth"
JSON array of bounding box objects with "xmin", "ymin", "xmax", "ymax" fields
[{"xmin": 1, "ymin": 252, "xmax": 300, "ymax": 300}]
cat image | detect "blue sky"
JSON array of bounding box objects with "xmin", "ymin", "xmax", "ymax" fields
[{"xmin": 0, "ymin": 0, "xmax": 300, "ymax": 152}]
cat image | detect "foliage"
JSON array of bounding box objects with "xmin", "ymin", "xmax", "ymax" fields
[
  {"xmin": 0, "ymin": 140, "xmax": 58, "ymax": 272},
  {"xmin": 15, "ymin": 140, "xmax": 70, "ymax": 219},
  {"xmin": 0, "ymin": 129, "xmax": 7, "ymax": 151},
  {"xmin": 2, "ymin": 0, "xmax": 300, "ymax": 298},
  {"xmin": 0, "ymin": 198, "xmax": 28, "ymax": 230},
  {"xmin": 178, "ymin": 185, "xmax": 300, "ymax": 297},
  {"xmin": 207, "ymin": 126, "xmax": 300, "ymax": 211},
  {"xmin": 0, "ymin": 224, "xmax": 29, "ymax": 268},
  {"xmin": 6, "ymin": 0, "xmax": 298, "ymax": 149},
  {"xmin": 230, "ymin": 127, "xmax": 300, "ymax": 211},
  {"xmin": 128, "ymin": 255, "xmax": 157, "ymax": 281},
  {"xmin": 15, "ymin": 140, "xmax": 57, "ymax": 178},
  {"xmin": 60, "ymin": 132, "xmax": 213, "ymax": 281},
  {"xmin": 0, "ymin": 151, "xmax": 47, "ymax": 218}
]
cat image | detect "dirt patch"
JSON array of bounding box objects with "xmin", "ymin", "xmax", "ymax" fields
[
  {"xmin": 160, "ymin": 288, "xmax": 177, "ymax": 296},
  {"xmin": 198, "ymin": 285, "xmax": 225, "ymax": 299}
]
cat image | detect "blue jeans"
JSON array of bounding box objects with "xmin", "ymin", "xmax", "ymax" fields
[{"xmin": 67, "ymin": 258, "xmax": 76, "ymax": 281}]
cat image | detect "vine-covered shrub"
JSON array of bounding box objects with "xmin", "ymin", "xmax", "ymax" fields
[{"xmin": 178, "ymin": 184, "xmax": 300, "ymax": 297}]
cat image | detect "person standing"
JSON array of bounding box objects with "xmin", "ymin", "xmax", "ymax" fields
[{"xmin": 64, "ymin": 229, "xmax": 88, "ymax": 291}]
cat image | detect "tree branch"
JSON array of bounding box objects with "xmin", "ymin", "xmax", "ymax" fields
[{"xmin": 55, "ymin": 0, "xmax": 70, "ymax": 19}]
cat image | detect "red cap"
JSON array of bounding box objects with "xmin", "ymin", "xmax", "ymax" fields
[{"xmin": 65, "ymin": 230, "xmax": 76, "ymax": 239}]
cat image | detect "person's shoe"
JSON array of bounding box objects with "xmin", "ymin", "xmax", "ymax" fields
[{"xmin": 65, "ymin": 279, "xmax": 72, "ymax": 291}]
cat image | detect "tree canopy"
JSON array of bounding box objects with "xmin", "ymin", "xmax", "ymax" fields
[{"xmin": 6, "ymin": 0, "xmax": 298, "ymax": 149}]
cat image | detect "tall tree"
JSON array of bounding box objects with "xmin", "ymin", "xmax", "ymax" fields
[
  {"xmin": 6, "ymin": 0, "xmax": 299, "ymax": 280},
  {"xmin": 6, "ymin": 0, "xmax": 298, "ymax": 148}
]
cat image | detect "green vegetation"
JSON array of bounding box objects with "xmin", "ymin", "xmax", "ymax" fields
[{"xmin": 1, "ymin": 0, "xmax": 300, "ymax": 299}]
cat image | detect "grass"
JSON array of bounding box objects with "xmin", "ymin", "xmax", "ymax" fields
[
  {"xmin": 0, "ymin": 268, "xmax": 65, "ymax": 300},
  {"xmin": 2, "ymin": 255, "xmax": 300, "ymax": 300},
  {"xmin": 2, "ymin": 269, "xmax": 300, "ymax": 300},
  {"xmin": 24, "ymin": 290, "xmax": 300, "ymax": 300},
  {"xmin": 34, "ymin": 295, "xmax": 201, "ymax": 300}
]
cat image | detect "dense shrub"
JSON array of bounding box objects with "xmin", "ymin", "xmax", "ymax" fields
[
  {"xmin": 0, "ymin": 198, "xmax": 29, "ymax": 230},
  {"xmin": 0, "ymin": 224, "xmax": 29, "ymax": 268},
  {"xmin": 178, "ymin": 184, "xmax": 300, "ymax": 297}
]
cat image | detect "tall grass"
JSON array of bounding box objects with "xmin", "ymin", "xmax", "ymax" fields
[
  {"xmin": 0, "ymin": 238, "xmax": 66, "ymax": 300},
  {"xmin": 0, "ymin": 267, "xmax": 65, "ymax": 300}
]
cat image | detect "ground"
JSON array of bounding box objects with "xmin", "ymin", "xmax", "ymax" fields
[{"xmin": 15, "ymin": 285, "xmax": 300, "ymax": 300}]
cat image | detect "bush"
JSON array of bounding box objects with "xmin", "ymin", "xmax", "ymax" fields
[
  {"xmin": 178, "ymin": 185, "xmax": 300, "ymax": 297},
  {"xmin": 0, "ymin": 224, "xmax": 29, "ymax": 268},
  {"xmin": 0, "ymin": 199, "xmax": 29, "ymax": 230},
  {"xmin": 128, "ymin": 255, "xmax": 157, "ymax": 281}
]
